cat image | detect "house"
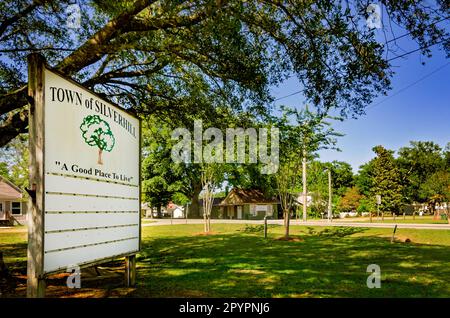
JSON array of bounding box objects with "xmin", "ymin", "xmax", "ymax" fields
[
  {"xmin": 294, "ymin": 193, "xmax": 313, "ymax": 207},
  {"xmin": 141, "ymin": 202, "xmax": 153, "ymax": 218},
  {"xmin": 218, "ymin": 188, "xmax": 279, "ymax": 220},
  {"xmin": 0, "ymin": 176, "xmax": 26, "ymax": 225},
  {"xmin": 198, "ymin": 197, "xmax": 224, "ymax": 219},
  {"xmin": 167, "ymin": 202, "xmax": 185, "ymax": 218}
]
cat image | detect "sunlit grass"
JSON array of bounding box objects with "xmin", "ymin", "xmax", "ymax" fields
[{"xmin": 1, "ymin": 223, "xmax": 450, "ymax": 297}]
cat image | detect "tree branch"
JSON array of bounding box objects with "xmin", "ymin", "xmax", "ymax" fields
[
  {"xmin": 0, "ymin": 0, "xmax": 45, "ymax": 36},
  {"xmin": 56, "ymin": 0, "xmax": 158, "ymax": 75},
  {"xmin": 0, "ymin": 110, "xmax": 28, "ymax": 146}
]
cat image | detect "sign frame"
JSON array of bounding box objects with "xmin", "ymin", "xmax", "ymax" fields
[{"xmin": 26, "ymin": 53, "xmax": 141, "ymax": 297}]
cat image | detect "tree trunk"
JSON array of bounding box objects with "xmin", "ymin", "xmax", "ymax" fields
[
  {"xmin": 203, "ymin": 212, "xmax": 208, "ymax": 233},
  {"xmin": 0, "ymin": 252, "xmax": 9, "ymax": 278},
  {"xmin": 157, "ymin": 205, "xmax": 162, "ymax": 218},
  {"xmin": 302, "ymin": 153, "xmax": 307, "ymax": 222},
  {"xmin": 284, "ymin": 209, "xmax": 290, "ymax": 238},
  {"xmin": 432, "ymin": 204, "xmax": 438, "ymax": 220},
  {"xmin": 98, "ymin": 148, "xmax": 103, "ymax": 165},
  {"xmin": 446, "ymin": 205, "xmax": 450, "ymax": 224},
  {"xmin": 188, "ymin": 183, "xmax": 202, "ymax": 218}
]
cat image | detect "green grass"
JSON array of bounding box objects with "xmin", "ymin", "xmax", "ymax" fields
[
  {"xmin": 1, "ymin": 224, "xmax": 450, "ymax": 297},
  {"xmin": 141, "ymin": 219, "xmax": 157, "ymax": 224},
  {"xmin": 341, "ymin": 215, "xmax": 448, "ymax": 224},
  {"xmin": 135, "ymin": 224, "xmax": 450, "ymax": 297},
  {"xmin": 0, "ymin": 226, "xmax": 27, "ymax": 271}
]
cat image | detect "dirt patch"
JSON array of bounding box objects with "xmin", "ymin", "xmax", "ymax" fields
[
  {"xmin": 0, "ymin": 262, "xmax": 129, "ymax": 298},
  {"xmin": 193, "ymin": 231, "xmax": 217, "ymax": 236},
  {"xmin": 275, "ymin": 236, "xmax": 304, "ymax": 242},
  {"xmin": 168, "ymin": 289, "xmax": 209, "ymax": 297},
  {"xmin": 381, "ymin": 234, "xmax": 413, "ymax": 243}
]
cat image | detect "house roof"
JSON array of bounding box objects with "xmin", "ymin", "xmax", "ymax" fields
[
  {"xmin": 0, "ymin": 176, "xmax": 22, "ymax": 200},
  {"xmin": 198, "ymin": 197, "xmax": 223, "ymax": 206},
  {"xmin": 219, "ymin": 188, "xmax": 278, "ymax": 205}
]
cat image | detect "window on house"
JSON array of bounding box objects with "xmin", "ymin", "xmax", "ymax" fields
[
  {"xmin": 250, "ymin": 205, "xmax": 257, "ymax": 216},
  {"xmin": 11, "ymin": 202, "xmax": 21, "ymax": 215}
]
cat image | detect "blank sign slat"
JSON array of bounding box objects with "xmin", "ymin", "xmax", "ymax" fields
[
  {"xmin": 43, "ymin": 238, "xmax": 139, "ymax": 273},
  {"xmin": 45, "ymin": 194, "xmax": 139, "ymax": 212},
  {"xmin": 44, "ymin": 225, "xmax": 139, "ymax": 252},
  {"xmin": 44, "ymin": 212, "xmax": 139, "ymax": 231}
]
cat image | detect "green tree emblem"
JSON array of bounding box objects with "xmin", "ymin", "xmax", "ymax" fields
[{"xmin": 80, "ymin": 115, "xmax": 115, "ymax": 165}]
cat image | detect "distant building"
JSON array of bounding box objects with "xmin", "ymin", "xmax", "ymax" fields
[
  {"xmin": 0, "ymin": 176, "xmax": 26, "ymax": 225},
  {"xmin": 218, "ymin": 188, "xmax": 279, "ymax": 220},
  {"xmin": 293, "ymin": 193, "xmax": 313, "ymax": 207},
  {"xmin": 198, "ymin": 197, "xmax": 223, "ymax": 219},
  {"xmin": 141, "ymin": 201, "xmax": 185, "ymax": 218},
  {"xmin": 167, "ymin": 202, "xmax": 185, "ymax": 218}
]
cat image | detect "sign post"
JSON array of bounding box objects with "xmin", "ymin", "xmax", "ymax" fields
[
  {"xmin": 376, "ymin": 195, "xmax": 381, "ymax": 221},
  {"xmin": 27, "ymin": 54, "xmax": 141, "ymax": 297},
  {"xmin": 27, "ymin": 54, "xmax": 46, "ymax": 298}
]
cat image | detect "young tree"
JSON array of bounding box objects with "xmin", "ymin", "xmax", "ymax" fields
[
  {"xmin": 276, "ymin": 107, "xmax": 341, "ymax": 238},
  {"xmin": 371, "ymin": 146, "xmax": 404, "ymax": 213},
  {"xmin": 200, "ymin": 164, "xmax": 224, "ymax": 233},
  {"xmin": 80, "ymin": 115, "xmax": 115, "ymax": 164}
]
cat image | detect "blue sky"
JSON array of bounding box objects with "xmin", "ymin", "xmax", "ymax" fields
[{"xmin": 271, "ymin": 30, "xmax": 450, "ymax": 173}]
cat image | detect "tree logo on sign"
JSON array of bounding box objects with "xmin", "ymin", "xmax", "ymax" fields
[{"xmin": 80, "ymin": 115, "xmax": 115, "ymax": 165}]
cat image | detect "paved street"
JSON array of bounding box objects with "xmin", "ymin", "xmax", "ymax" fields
[{"xmin": 142, "ymin": 218, "xmax": 450, "ymax": 230}]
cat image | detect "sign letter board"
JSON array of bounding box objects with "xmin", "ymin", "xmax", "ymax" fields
[{"xmin": 27, "ymin": 54, "xmax": 140, "ymax": 286}]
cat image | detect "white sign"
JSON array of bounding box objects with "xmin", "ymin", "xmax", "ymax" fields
[
  {"xmin": 42, "ymin": 68, "xmax": 140, "ymax": 274},
  {"xmin": 376, "ymin": 195, "xmax": 381, "ymax": 205}
]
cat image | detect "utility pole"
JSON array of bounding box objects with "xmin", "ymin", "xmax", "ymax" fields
[
  {"xmin": 327, "ymin": 168, "xmax": 332, "ymax": 222},
  {"xmin": 302, "ymin": 146, "xmax": 307, "ymax": 222}
]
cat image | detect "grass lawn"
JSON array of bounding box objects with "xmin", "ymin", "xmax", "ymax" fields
[
  {"xmin": 340, "ymin": 215, "xmax": 448, "ymax": 224},
  {"xmin": 1, "ymin": 223, "xmax": 450, "ymax": 297}
]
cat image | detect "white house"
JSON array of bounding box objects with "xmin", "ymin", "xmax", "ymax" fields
[
  {"xmin": 0, "ymin": 176, "xmax": 26, "ymax": 225},
  {"xmin": 167, "ymin": 202, "xmax": 185, "ymax": 218},
  {"xmin": 294, "ymin": 193, "xmax": 313, "ymax": 207}
]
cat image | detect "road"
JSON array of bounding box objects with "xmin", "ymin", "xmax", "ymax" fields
[{"xmin": 142, "ymin": 218, "xmax": 450, "ymax": 230}]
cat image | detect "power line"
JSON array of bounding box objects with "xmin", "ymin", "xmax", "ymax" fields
[
  {"xmin": 367, "ymin": 61, "xmax": 450, "ymax": 111},
  {"xmin": 273, "ymin": 33, "xmax": 448, "ymax": 102},
  {"xmin": 273, "ymin": 89, "xmax": 304, "ymax": 101},
  {"xmin": 387, "ymin": 38, "xmax": 448, "ymax": 62},
  {"xmin": 385, "ymin": 16, "xmax": 450, "ymax": 45}
]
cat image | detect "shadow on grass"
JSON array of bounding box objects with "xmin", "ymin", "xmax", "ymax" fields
[
  {"xmin": 131, "ymin": 227, "xmax": 450, "ymax": 298},
  {"xmin": 1, "ymin": 226, "xmax": 450, "ymax": 298}
]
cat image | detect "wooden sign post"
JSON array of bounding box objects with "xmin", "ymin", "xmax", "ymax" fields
[{"xmin": 27, "ymin": 53, "xmax": 46, "ymax": 298}]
